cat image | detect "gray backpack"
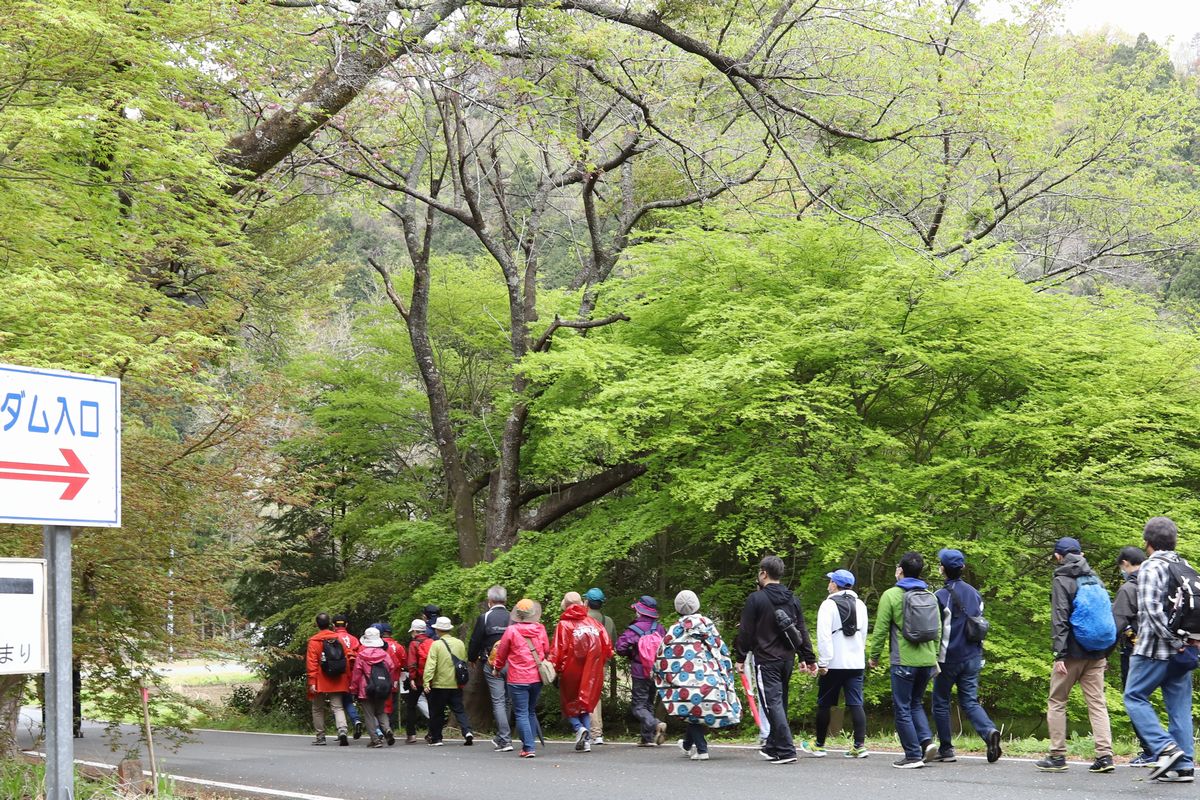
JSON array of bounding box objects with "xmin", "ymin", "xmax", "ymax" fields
[{"xmin": 901, "ymin": 589, "xmax": 940, "ymax": 644}]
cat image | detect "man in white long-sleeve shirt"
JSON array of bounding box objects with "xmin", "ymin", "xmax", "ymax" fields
[{"xmin": 811, "ymin": 569, "xmax": 869, "ymax": 758}]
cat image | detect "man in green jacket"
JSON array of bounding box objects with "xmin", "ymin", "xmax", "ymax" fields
[
  {"xmin": 423, "ymin": 616, "xmax": 474, "ymax": 746},
  {"xmin": 868, "ymin": 551, "xmax": 942, "ymax": 769},
  {"xmin": 585, "ymin": 588, "xmax": 616, "ymax": 745}
]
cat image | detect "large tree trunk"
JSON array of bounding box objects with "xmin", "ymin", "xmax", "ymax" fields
[{"xmin": 0, "ymin": 674, "xmax": 28, "ymax": 759}]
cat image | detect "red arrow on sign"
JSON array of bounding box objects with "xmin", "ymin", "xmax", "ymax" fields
[{"xmin": 0, "ymin": 448, "xmax": 89, "ymax": 500}]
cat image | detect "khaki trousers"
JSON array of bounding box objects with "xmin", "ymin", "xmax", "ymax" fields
[
  {"xmin": 590, "ymin": 697, "xmax": 603, "ymax": 739},
  {"xmin": 311, "ymin": 692, "xmax": 347, "ymax": 738},
  {"xmin": 1047, "ymin": 657, "xmax": 1112, "ymax": 757}
]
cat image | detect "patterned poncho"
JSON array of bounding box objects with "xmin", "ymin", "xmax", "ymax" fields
[{"xmin": 653, "ymin": 613, "xmax": 742, "ymax": 729}]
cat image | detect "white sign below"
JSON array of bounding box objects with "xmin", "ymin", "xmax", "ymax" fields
[
  {"xmin": 0, "ymin": 364, "xmax": 120, "ymax": 527},
  {"xmin": 0, "ymin": 558, "xmax": 47, "ymax": 674}
]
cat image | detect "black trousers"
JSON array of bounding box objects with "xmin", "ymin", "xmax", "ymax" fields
[
  {"xmin": 427, "ymin": 688, "xmax": 471, "ymax": 744},
  {"xmin": 756, "ymin": 657, "xmax": 796, "ymax": 759}
]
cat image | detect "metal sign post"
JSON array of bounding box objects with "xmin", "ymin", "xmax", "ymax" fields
[{"xmin": 0, "ymin": 364, "xmax": 120, "ymax": 800}]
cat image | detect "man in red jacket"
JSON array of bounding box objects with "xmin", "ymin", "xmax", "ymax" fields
[
  {"xmin": 306, "ymin": 612, "xmax": 351, "ymax": 746},
  {"xmin": 405, "ymin": 619, "xmax": 433, "ymax": 744},
  {"xmin": 332, "ymin": 613, "xmax": 363, "ymax": 739}
]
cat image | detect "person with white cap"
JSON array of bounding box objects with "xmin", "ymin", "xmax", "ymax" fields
[
  {"xmin": 422, "ymin": 616, "xmax": 474, "ymax": 746},
  {"xmin": 404, "ymin": 618, "xmax": 432, "ymax": 744},
  {"xmin": 654, "ymin": 590, "xmax": 741, "ymax": 761},
  {"xmin": 349, "ymin": 627, "xmax": 399, "ymax": 747},
  {"xmin": 812, "ymin": 569, "xmax": 869, "ymax": 759}
]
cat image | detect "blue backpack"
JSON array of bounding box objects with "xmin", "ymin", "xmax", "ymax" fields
[{"xmin": 1070, "ymin": 574, "xmax": 1117, "ymax": 652}]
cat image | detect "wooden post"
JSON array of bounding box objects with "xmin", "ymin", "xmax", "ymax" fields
[{"xmin": 140, "ymin": 686, "xmax": 159, "ymax": 797}]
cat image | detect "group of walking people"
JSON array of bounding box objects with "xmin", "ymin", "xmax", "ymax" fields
[{"xmin": 303, "ymin": 516, "xmax": 1200, "ymax": 785}]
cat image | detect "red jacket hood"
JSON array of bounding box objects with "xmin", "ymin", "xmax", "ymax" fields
[{"xmin": 559, "ymin": 604, "xmax": 589, "ymax": 622}]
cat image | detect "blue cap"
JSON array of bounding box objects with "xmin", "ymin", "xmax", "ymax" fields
[
  {"xmin": 826, "ymin": 569, "xmax": 855, "ymax": 588},
  {"xmin": 938, "ymin": 549, "xmax": 965, "ymax": 569},
  {"xmin": 1054, "ymin": 537, "xmax": 1082, "ymax": 556},
  {"xmin": 585, "ymin": 588, "xmax": 606, "ymax": 604}
]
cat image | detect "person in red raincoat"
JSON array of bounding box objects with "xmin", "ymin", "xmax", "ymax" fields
[{"xmin": 550, "ymin": 592, "xmax": 613, "ymax": 752}]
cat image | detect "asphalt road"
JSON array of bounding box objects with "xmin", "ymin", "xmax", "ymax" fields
[{"xmin": 18, "ymin": 712, "xmax": 1169, "ymax": 800}]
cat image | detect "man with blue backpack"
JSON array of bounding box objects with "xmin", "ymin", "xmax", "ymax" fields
[
  {"xmin": 1035, "ymin": 537, "xmax": 1116, "ymax": 773},
  {"xmin": 615, "ymin": 596, "xmax": 668, "ymax": 746}
]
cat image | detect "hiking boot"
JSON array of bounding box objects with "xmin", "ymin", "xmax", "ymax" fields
[
  {"xmin": 1089, "ymin": 755, "xmax": 1114, "ymax": 773},
  {"xmin": 406, "ymin": 735, "xmax": 417, "ymax": 744},
  {"xmin": 367, "ymin": 740, "xmax": 383, "ymax": 749},
  {"xmin": 678, "ymin": 739, "xmax": 694, "ymax": 758},
  {"xmin": 494, "ymin": 740, "xmax": 514, "ymax": 752},
  {"xmin": 845, "ymin": 746, "xmax": 869, "ymax": 759},
  {"xmin": 930, "ymin": 747, "xmax": 957, "ymax": 763},
  {"xmin": 312, "ymin": 735, "xmax": 327, "ymax": 746},
  {"xmin": 384, "ymin": 730, "xmax": 395, "ymax": 746},
  {"xmin": 353, "ymin": 721, "xmax": 364, "ymax": 740},
  {"xmin": 575, "ymin": 728, "xmax": 588, "ymax": 751},
  {"xmin": 1034, "ymin": 755, "xmax": 1067, "ymax": 772},
  {"xmin": 464, "ymin": 731, "xmax": 474, "ymax": 746},
  {"xmin": 654, "ymin": 722, "xmax": 667, "ymax": 745},
  {"xmin": 986, "ymin": 729, "xmax": 1002, "ymax": 764},
  {"xmin": 1156, "ymin": 769, "xmax": 1195, "ymax": 783},
  {"xmin": 1150, "ymin": 746, "xmax": 1186, "ymax": 781},
  {"xmin": 893, "ymin": 757, "xmax": 925, "ymax": 769},
  {"xmin": 692, "ymin": 751, "xmax": 710, "ymax": 761},
  {"xmin": 337, "ymin": 732, "xmax": 349, "ymax": 747},
  {"xmin": 921, "ymin": 740, "xmax": 939, "ymax": 762},
  {"xmin": 1129, "ymin": 752, "xmax": 1156, "ymax": 767}
]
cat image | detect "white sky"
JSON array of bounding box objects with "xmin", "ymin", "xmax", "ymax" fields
[{"xmin": 983, "ymin": 0, "xmax": 1200, "ymax": 47}]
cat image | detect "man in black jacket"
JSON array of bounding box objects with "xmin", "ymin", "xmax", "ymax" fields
[
  {"xmin": 734, "ymin": 555, "xmax": 817, "ymax": 765},
  {"xmin": 467, "ymin": 586, "xmax": 512, "ymax": 752}
]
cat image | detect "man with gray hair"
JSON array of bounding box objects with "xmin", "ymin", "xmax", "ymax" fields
[{"xmin": 469, "ymin": 585, "xmax": 513, "ymax": 751}]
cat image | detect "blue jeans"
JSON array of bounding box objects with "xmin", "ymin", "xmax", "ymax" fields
[
  {"xmin": 683, "ymin": 720, "xmax": 708, "ymax": 754},
  {"xmin": 891, "ymin": 665, "xmax": 934, "ymax": 760},
  {"xmin": 568, "ymin": 712, "xmax": 592, "ymax": 733},
  {"xmin": 509, "ymin": 682, "xmax": 542, "ymax": 753},
  {"xmin": 932, "ymin": 657, "xmax": 996, "ymax": 748},
  {"xmin": 1123, "ymin": 654, "xmax": 1194, "ymax": 769},
  {"xmin": 341, "ymin": 692, "xmax": 361, "ymax": 725}
]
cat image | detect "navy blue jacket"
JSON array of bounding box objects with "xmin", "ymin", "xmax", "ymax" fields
[{"xmin": 936, "ymin": 579, "xmax": 984, "ymax": 663}]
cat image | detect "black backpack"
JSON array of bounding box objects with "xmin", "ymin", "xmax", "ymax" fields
[
  {"xmin": 1166, "ymin": 559, "xmax": 1200, "ymax": 642},
  {"xmin": 947, "ymin": 585, "xmax": 989, "ymax": 644},
  {"xmin": 831, "ymin": 594, "xmax": 859, "ymax": 637},
  {"xmin": 365, "ymin": 659, "xmax": 393, "ymax": 699},
  {"xmin": 320, "ymin": 638, "xmax": 347, "ymax": 677},
  {"xmin": 442, "ymin": 640, "xmax": 470, "ymax": 685},
  {"xmin": 773, "ymin": 605, "xmax": 806, "ymax": 651}
]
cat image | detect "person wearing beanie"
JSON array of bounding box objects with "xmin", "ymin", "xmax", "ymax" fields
[
  {"xmin": 1035, "ymin": 538, "xmax": 1115, "ymax": 773},
  {"xmin": 404, "ymin": 618, "xmax": 432, "ymax": 744},
  {"xmin": 375, "ymin": 622, "xmax": 407, "ymax": 733},
  {"xmin": 422, "ymin": 617, "xmax": 474, "ymax": 747},
  {"xmin": 584, "ymin": 588, "xmax": 615, "ymax": 744},
  {"xmin": 654, "ymin": 590, "xmax": 741, "ymax": 761},
  {"xmin": 550, "ymin": 592, "xmax": 613, "ymax": 753},
  {"xmin": 350, "ymin": 627, "xmax": 399, "ymax": 747},
  {"xmin": 735, "ymin": 555, "xmax": 817, "ymax": 765},
  {"xmin": 468, "ymin": 586, "xmax": 512, "ymax": 752},
  {"xmin": 490, "ymin": 599, "xmax": 549, "ymax": 758},
  {"xmin": 931, "ymin": 549, "xmax": 1001, "ymax": 765},
  {"xmin": 331, "ymin": 614, "xmax": 364, "ymax": 739},
  {"xmin": 616, "ymin": 595, "xmax": 668, "ymax": 746},
  {"xmin": 305, "ymin": 612, "xmax": 350, "ymax": 747},
  {"xmin": 813, "ymin": 569, "xmax": 869, "ymax": 759}
]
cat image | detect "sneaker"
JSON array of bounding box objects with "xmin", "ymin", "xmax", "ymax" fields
[
  {"xmin": 428, "ymin": 741, "xmax": 444, "ymax": 747},
  {"xmin": 592, "ymin": 736, "xmax": 606, "ymax": 745},
  {"xmin": 519, "ymin": 750, "xmax": 536, "ymax": 759},
  {"xmin": 759, "ymin": 749, "xmax": 776, "ymax": 761},
  {"xmin": 583, "ymin": 739, "xmax": 592, "ymax": 753},
  {"xmin": 494, "ymin": 742, "xmax": 514, "ymax": 752},
  {"xmin": 1150, "ymin": 746, "xmax": 1186, "ymax": 781},
  {"xmin": 931, "ymin": 748, "xmax": 957, "ymax": 763},
  {"xmin": 770, "ymin": 756, "xmax": 798, "ymax": 765},
  {"xmin": 809, "ymin": 745, "xmax": 827, "ymax": 758},
  {"xmin": 1034, "ymin": 755, "xmax": 1067, "ymax": 772},
  {"xmin": 845, "ymin": 746, "xmax": 869, "ymax": 759},
  {"xmin": 353, "ymin": 721, "xmax": 364, "ymax": 740},
  {"xmin": 986, "ymin": 729, "xmax": 1002, "ymax": 764},
  {"xmin": 384, "ymin": 730, "xmax": 395, "ymax": 746},
  {"xmin": 464, "ymin": 731, "xmax": 474, "ymax": 746},
  {"xmin": 797, "ymin": 739, "xmax": 822, "ymax": 757},
  {"xmin": 654, "ymin": 722, "xmax": 668, "ymax": 746},
  {"xmin": 312, "ymin": 736, "xmax": 327, "ymax": 746},
  {"xmin": 893, "ymin": 757, "xmax": 925, "ymax": 769},
  {"xmin": 1129, "ymin": 752, "xmax": 1156, "ymax": 767},
  {"xmin": 337, "ymin": 732, "xmax": 348, "ymax": 747},
  {"xmin": 1089, "ymin": 755, "xmax": 1114, "ymax": 774},
  {"xmin": 367, "ymin": 740, "xmax": 383, "ymax": 749},
  {"xmin": 637, "ymin": 740, "xmax": 655, "ymax": 747},
  {"xmin": 423, "ymin": 733, "xmax": 432, "ymax": 744},
  {"xmin": 922, "ymin": 740, "xmax": 939, "ymax": 763},
  {"xmin": 575, "ymin": 728, "xmax": 588, "ymax": 751},
  {"xmin": 692, "ymin": 752, "xmax": 710, "ymax": 761},
  {"xmin": 678, "ymin": 739, "xmax": 694, "ymax": 758},
  {"xmin": 1156, "ymin": 769, "xmax": 1195, "ymax": 783}
]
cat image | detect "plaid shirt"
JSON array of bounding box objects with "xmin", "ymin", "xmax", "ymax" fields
[{"xmin": 1134, "ymin": 550, "xmax": 1186, "ymax": 660}]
